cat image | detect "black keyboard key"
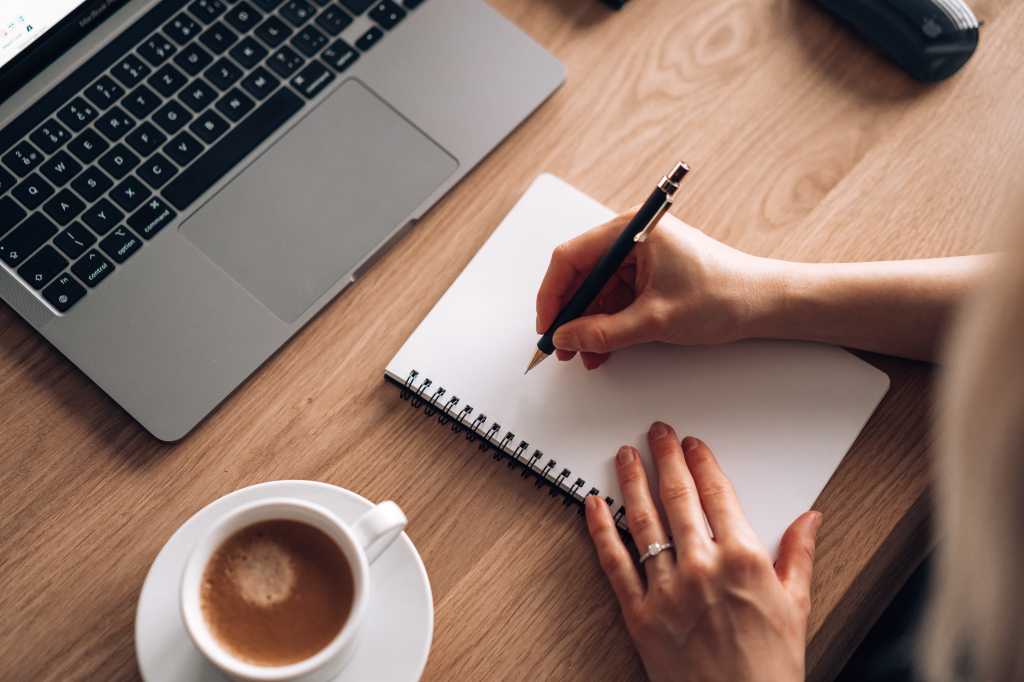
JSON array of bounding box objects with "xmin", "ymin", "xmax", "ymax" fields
[
  {"xmin": 164, "ymin": 132, "xmax": 204, "ymax": 166},
  {"xmin": 67, "ymin": 129, "xmax": 109, "ymax": 164},
  {"xmin": 0, "ymin": 167, "xmax": 17, "ymax": 196},
  {"xmin": 71, "ymin": 250, "xmax": 115, "ymax": 287},
  {"xmin": 40, "ymin": 150, "xmax": 83, "ymax": 187},
  {"xmin": 322, "ymin": 40, "xmax": 358, "ymax": 72},
  {"xmin": 282, "ymin": 0, "xmax": 316, "ymax": 26},
  {"xmin": 402, "ymin": 0, "xmax": 424, "ymax": 8},
  {"xmin": 71, "ymin": 166, "xmax": 113, "ymax": 203},
  {"xmin": 30, "ymin": 120, "xmax": 72, "ymax": 155},
  {"xmin": 215, "ymin": 88, "xmax": 255, "ymax": 121},
  {"xmin": 54, "ymin": 222, "xmax": 97, "ymax": 259},
  {"xmin": 316, "ymin": 5, "xmax": 353, "ymax": 35},
  {"xmin": 180, "ymin": 79, "xmax": 220, "ymax": 112},
  {"xmin": 205, "ymin": 58, "xmax": 244, "ymax": 90},
  {"xmin": 165, "ymin": 12, "xmax": 202, "ymax": 44},
  {"xmin": 230, "ymin": 37, "xmax": 268, "ymax": 68},
  {"xmin": 241, "ymin": 67, "xmax": 280, "ymax": 99},
  {"xmin": 42, "ymin": 273, "xmax": 87, "ymax": 312},
  {"xmin": 110, "ymin": 175, "xmax": 151, "ymax": 212},
  {"xmin": 56, "ymin": 97, "xmax": 98, "ymax": 132},
  {"xmin": 129, "ymin": 197, "xmax": 177, "ymax": 238},
  {"xmin": 112, "ymin": 54, "xmax": 152, "ymax": 88},
  {"xmin": 200, "ymin": 22, "xmax": 239, "ymax": 53},
  {"xmin": 153, "ymin": 100, "xmax": 193, "ymax": 135},
  {"xmin": 3, "ymin": 141, "xmax": 44, "ymax": 177},
  {"xmin": 137, "ymin": 153, "xmax": 179, "ymax": 189},
  {"xmin": 84, "ymin": 76, "xmax": 125, "ymax": 109},
  {"xmin": 340, "ymin": 0, "xmax": 374, "ymax": 14},
  {"xmin": 254, "ymin": 16, "xmax": 292, "ymax": 47},
  {"xmin": 268, "ymin": 45, "xmax": 305, "ymax": 78},
  {"xmin": 139, "ymin": 33, "xmax": 178, "ymax": 66},
  {"xmin": 82, "ymin": 199, "xmax": 124, "ymax": 235},
  {"xmin": 95, "ymin": 107, "xmax": 136, "ymax": 141},
  {"xmin": 164, "ymin": 87, "xmax": 302, "ymax": 210},
  {"xmin": 18, "ymin": 245, "xmax": 68, "ymax": 289},
  {"xmin": 123, "ymin": 84, "xmax": 163, "ymax": 119},
  {"xmin": 189, "ymin": 0, "xmax": 228, "ymax": 23},
  {"xmin": 355, "ymin": 26, "xmax": 383, "ymax": 51},
  {"xmin": 43, "ymin": 189, "xmax": 87, "ymax": 225},
  {"xmin": 292, "ymin": 24, "xmax": 328, "ymax": 56},
  {"xmin": 312, "ymin": 0, "xmax": 331, "ymax": 6},
  {"xmin": 190, "ymin": 110, "xmax": 230, "ymax": 143},
  {"xmin": 174, "ymin": 43, "xmax": 215, "ymax": 76},
  {"xmin": 0, "ymin": 196, "xmax": 27, "ymax": 236},
  {"xmin": 0, "ymin": 213, "xmax": 58, "ymax": 267},
  {"xmin": 125, "ymin": 121, "xmax": 168, "ymax": 157},
  {"xmin": 369, "ymin": 0, "xmax": 405, "ymax": 29},
  {"xmin": 99, "ymin": 144, "xmax": 141, "ymax": 180},
  {"xmin": 226, "ymin": 2, "xmax": 263, "ymax": 32},
  {"xmin": 149, "ymin": 63, "xmax": 190, "ymax": 97},
  {"xmin": 100, "ymin": 226, "xmax": 143, "ymax": 263},
  {"xmin": 12, "ymin": 173, "xmax": 55, "ymax": 210},
  {"xmin": 290, "ymin": 60, "xmax": 334, "ymax": 98},
  {"xmin": 253, "ymin": 0, "xmax": 285, "ymax": 10}
]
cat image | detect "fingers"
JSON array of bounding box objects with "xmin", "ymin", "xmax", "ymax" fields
[
  {"xmin": 615, "ymin": 445, "xmax": 672, "ymax": 578},
  {"xmin": 585, "ymin": 495, "xmax": 643, "ymax": 611},
  {"xmin": 647, "ymin": 422, "xmax": 707, "ymax": 547},
  {"xmin": 552, "ymin": 304, "xmax": 656, "ymax": 355},
  {"xmin": 681, "ymin": 437, "xmax": 755, "ymax": 541},
  {"xmin": 775, "ymin": 511, "xmax": 823, "ymax": 613}
]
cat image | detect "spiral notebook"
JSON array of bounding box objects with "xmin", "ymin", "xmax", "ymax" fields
[{"xmin": 385, "ymin": 174, "xmax": 890, "ymax": 551}]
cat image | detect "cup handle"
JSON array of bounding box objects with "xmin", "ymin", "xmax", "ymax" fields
[{"xmin": 350, "ymin": 501, "xmax": 407, "ymax": 564}]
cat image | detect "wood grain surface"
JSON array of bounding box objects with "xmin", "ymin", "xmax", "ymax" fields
[{"xmin": 3, "ymin": 1, "xmax": 1024, "ymax": 680}]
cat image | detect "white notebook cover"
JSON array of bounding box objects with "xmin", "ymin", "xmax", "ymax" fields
[{"xmin": 386, "ymin": 174, "xmax": 890, "ymax": 552}]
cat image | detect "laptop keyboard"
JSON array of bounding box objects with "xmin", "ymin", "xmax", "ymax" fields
[{"xmin": 0, "ymin": 0, "xmax": 426, "ymax": 313}]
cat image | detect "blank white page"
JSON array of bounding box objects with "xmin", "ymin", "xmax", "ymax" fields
[{"xmin": 386, "ymin": 174, "xmax": 889, "ymax": 552}]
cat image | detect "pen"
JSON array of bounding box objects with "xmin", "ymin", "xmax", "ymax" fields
[{"xmin": 525, "ymin": 162, "xmax": 690, "ymax": 373}]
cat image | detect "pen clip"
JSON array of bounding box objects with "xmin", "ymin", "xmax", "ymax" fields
[{"xmin": 633, "ymin": 203, "xmax": 671, "ymax": 243}]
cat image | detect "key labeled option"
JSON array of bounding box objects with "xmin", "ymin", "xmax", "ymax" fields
[{"xmin": 100, "ymin": 226, "xmax": 143, "ymax": 263}]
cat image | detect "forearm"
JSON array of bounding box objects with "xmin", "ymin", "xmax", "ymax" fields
[{"xmin": 747, "ymin": 256, "xmax": 993, "ymax": 362}]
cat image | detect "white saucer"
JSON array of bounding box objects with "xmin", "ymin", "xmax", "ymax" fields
[{"xmin": 135, "ymin": 481, "xmax": 433, "ymax": 682}]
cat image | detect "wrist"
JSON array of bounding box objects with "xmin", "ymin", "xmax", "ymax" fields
[{"xmin": 739, "ymin": 259, "xmax": 819, "ymax": 342}]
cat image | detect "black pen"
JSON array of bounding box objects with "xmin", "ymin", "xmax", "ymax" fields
[{"xmin": 525, "ymin": 162, "xmax": 690, "ymax": 373}]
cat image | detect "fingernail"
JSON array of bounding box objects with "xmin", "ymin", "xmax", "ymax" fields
[
  {"xmin": 810, "ymin": 511, "xmax": 823, "ymax": 531},
  {"xmin": 681, "ymin": 436, "xmax": 700, "ymax": 453},
  {"xmin": 616, "ymin": 446, "xmax": 634, "ymax": 465},
  {"xmin": 649, "ymin": 421, "xmax": 670, "ymax": 439},
  {"xmin": 536, "ymin": 315, "xmax": 542, "ymax": 334},
  {"xmin": 553, "ymin": 328, "xmax": 578, "ymax": 351},
  {"xmin": 585, "ymin": 495, "xmax": 600, "ymax": 512}
]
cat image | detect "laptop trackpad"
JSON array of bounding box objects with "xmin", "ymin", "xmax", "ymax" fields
[{"xmin": 181, "ymin": 80, "xmax": 457, "ymax": 322}]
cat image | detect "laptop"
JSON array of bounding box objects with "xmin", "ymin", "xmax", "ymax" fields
[{"xmin": 0, "ymin": 0, "xmax": 564, "ymax": 440}]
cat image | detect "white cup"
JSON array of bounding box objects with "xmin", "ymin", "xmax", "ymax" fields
[{"xmin": 180, "ymin": 497, "xmax": 407, "ymax": 682}]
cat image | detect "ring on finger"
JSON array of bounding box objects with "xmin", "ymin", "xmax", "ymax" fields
[{"xmin": 638, "ymin": 540, "xmax": 675, "ymax": 565}]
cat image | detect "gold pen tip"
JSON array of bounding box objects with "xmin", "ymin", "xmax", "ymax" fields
[{"xmin": 525, "ymin": 349, "xmax": 549, "ymax": 374}]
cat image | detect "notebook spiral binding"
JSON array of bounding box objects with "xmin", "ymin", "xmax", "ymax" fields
[{"xmin": 399, "ymin": 369, "xmax": 625, "ymax": 525}]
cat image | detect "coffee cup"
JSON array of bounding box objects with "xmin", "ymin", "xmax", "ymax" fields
[{"xmin": 180, "ymin": 497, "xmax": 407, "ymax": 682}]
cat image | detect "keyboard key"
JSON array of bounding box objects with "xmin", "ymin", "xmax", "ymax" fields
[
  {"xmin": 290, "ymin": 60, "xmax": 334, "ymax": 98},
  {"xmin": 225, "ymin": 2, "xmax": 263, "ymax": 33},
  {"xmin": 253, "ymin": 0, "xmax": 285, "ymax": 10},
  {"xmin": 43, "ymin": 189, "xmax": 87, "ymax": 225},
  {"xmin": 312, "ymin": 0, "xmax": 332, "ymax": 6},
  {"xmin": 40, "ymin": 150, "xmax": 83, "ymax": 187},
  {"xmin": 0, "ymin": 196, "xmax": 27, "ymax": 236},
  {"xmin": 82, "ymin": 199, "xmax": 124, "ymax": 235},
  {"xmin": 174, "ymin": 43, "xmax": 215, "ymax": 76},
  {"xmin": 215, "ymin": 88, "xmax": 255, "ymax": 122},
  {"xmin": 153, "ymin": 100, "xmax": 193, "ymax": 135},
  {"xmin": 3, "ymin": 141, "xmax": 44, "ymax": 177},
  {"xmin": 56, "ymin": 97, "xmax": 98, "ymax": 132},
  {"xmin": 84, "ymin": 76, "xmax": 125, "ymax": 109},
  {"xmin": 71, "ymin": 250, "xmax": 115, "ymax": 287},
  {"xmin": 125, "ymin": 121, "xmax": 168, "ymax": 157},
  {"xmin": 129, "ymin": 197, "xmax": 177, "ymax": 238},
  {"xmin": 282, "ymin": 0, "xmax": 316, "ymax": 25},
  {"xmin": 292, "ymin": 24, "xmax": 328, "ymax": 56},
  {"xmin": 137, "ymin": 153, "xmax": 179, "ymax": 189},
  {"xmin": 189, "ymin": 110, "xmax": 230, "ymax": 143},
  {"xmin": 369, "ymin": 0, "xmax": 405, "ymax": 29},
  {"xmin": 99, "ymin": 226, "xmax": 143, "ymax": 263},
  {"xmin": 254, "ymin": 16, "xmax": 292, "ymax": 47},
  {"xmin": 110, "ymin": 175, "xmax": 151, "ymax": 212},
  {"xmin": 123, "ymin": 84, "xmax": 163, "ymax": 119},
  {"xmin": 189, "ymin": 0, "xmax": 228, "ymax": 23},
  {"xmin": 355, "ymin": 26, "xmax": 383, "ymax": 51},
  {"xmin": 42, "ymin": 273, "xmax": 87, "ymax": 312},
  {"xmin": 180, "ymin": 79, "xmax": 220, "ymax": 112},
  {"xmin": 0, "ymin": 167, "xmax": 17, "ymax": 195},
  {"xmin": 164, "ymin": 132, "xmax": 204, "ymax": 166},
  {"xmin": 67, "ymin": 129, "xmax": 109, "ymax": 164},
  {"xmin": 139, "ymin": 33, "xmax": 178, "ymax": 66},
  {"xmin": 402, "ymin": 0, "xmax": 424, "ymax": 8},
  {"xmin": 70, "ymin": 167, "xmax": 113, "ymax": 203},
  {"xmin": 205, "ymin": 58, "xmax": 244, "ymax": 90},
  {"xmin": 200, "ymin": 22, "xmax": 239, "ymax": 53},
  {"xmin": 268, "ymin": 45, "xmax": 305, "ymax": 78},
  {"xmin": 30, "ymin": 120, "xmax": 71, "ymax": 155},
  {"xmin": 99, "ymin": 144, "xmax": 141, "ymax": 180},
  {"xmin": 0, "ymin": 213, "xmax": 58, "ymax": 267},
  {"xmin": 241, "ymin": 67, "xmax": 279, "ymax": 99},
  {"xmin": 340, "ymin": 0, "xmax": 374, "ymax": 14},
  {"xmin": 316, "ymin": 5, "xmax": 353, "ymax": 35},
  {"xmin": 165, "ymin": 12, "xmax": 202, "ymax": 44},
  {"xmin": 163, "ymin": 88, "xmax": 303, "ymax": 210},
  {"xmin": 95, "ymin": 107, "xmax": 136, "ymax": 141},
  {"xmin": 112, "ymin": 54, "xmax": 152, "ymax": 88},
  {"xmin": 230, "ymin": 37, "xmax": 268, "ymax": 68},
  {"xmin": 149, "ymin": 63, "xmax": 190, "ymax": 97},
  {"xmin": 54, "ymin": 222, "xmax": 97, "ymax": 259},
  {"xmin": 12, "ymin": 173, "xmax": 55, "ymax": 210},
  {"xmin": 322, "ymin": 40, "xmax": 358, "ymax": 72},
  {"xmin": 18, "ymin": 245, "xmax": 68, "ymax": 289}
]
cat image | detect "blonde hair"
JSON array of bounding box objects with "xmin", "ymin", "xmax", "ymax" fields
[{"xmin": 924, "ymin": 230, "xmax": 1024, "ymax": 680}]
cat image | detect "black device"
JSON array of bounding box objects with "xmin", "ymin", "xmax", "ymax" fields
[{"xmin": 815, "ymin": 0, "xmax": 979, "ymax": 82}]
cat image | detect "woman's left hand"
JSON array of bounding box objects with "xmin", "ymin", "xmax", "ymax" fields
[{"xmin": 584, "ymin": 422, "xmax": 823, "ymax": 682}]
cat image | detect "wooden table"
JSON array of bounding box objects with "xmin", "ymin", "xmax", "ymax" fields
[{"xmin": 4, "ymin": 1, "xmax": 1024, "ymax": 680}]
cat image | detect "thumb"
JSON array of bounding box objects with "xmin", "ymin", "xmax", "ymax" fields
[
  {"xmin": 775, "ymin": 510, "xmax": 823, "ymax": 613},
  {"xmin": 552, "ymin": 304, "xmax": 656, "ymax": 354}
]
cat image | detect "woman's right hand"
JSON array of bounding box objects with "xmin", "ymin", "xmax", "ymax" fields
[{"xmin": 536, "ymin": 211, "xmax": 781, "ymax": 369}]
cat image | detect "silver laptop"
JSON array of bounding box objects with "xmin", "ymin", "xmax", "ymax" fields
[{"xmin": 0, "ymin": 0, "xmax": 563, "ymax": 440}]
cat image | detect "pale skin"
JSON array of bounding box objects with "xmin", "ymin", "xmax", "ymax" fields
[{"xmin": 535, "ymin": 211, "xmax": 990, "ymax": 680}]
